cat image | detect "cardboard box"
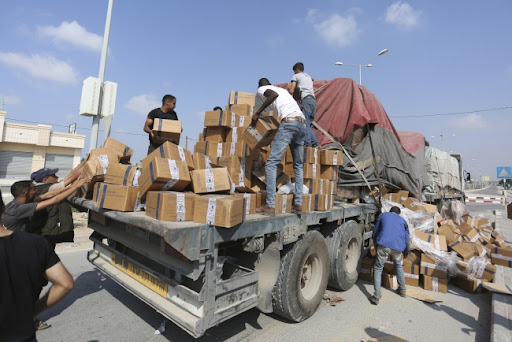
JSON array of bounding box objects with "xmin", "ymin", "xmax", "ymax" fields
[
  {"xmin": 194, "ymin": 141, "xmax": 224, "ymax": 158},
  {"xmin": 80, "ymin": 158, "xmax": 107, "ymax": 198},
  {"xmin": 104, "ymin": 163, "xmax": 138, "ymax": 186},
  {"xmin": 404, "ymin": 271, "xmax": 420, "ymax": 287},
  {"xmin": 256, "ymin": 191, "xmax": 267, "ymax": 209},
  {"xmin": 420, "ymin": 254, "xmax": 448, "ymax": 279},
  {"xmin": 459, "ymin": 223, "xmax": 485, "ymax": 245},
  {"xmin": 401, "ymin": 197, "xmax": 420, "ymax": 209},
  {"xmin": 252, "ymin": 169, "xmax": 289, "ymax": 191},
  {"xmin": 93, "ymin": 183, "xmax": 139, "ymax": 212},
  {"xmin": 304, "ymin": 179, "xmax": 330, "ymax": 195},
  {"xmin": 454, "ymin": 274, "xmax": 482, "ymax": 293},
  {"xmin": 403, "ymin": 249, "xmax": 422, "ymax": 266},
  {"xmin": 313, "ymin": 194, "xmax": 333, "ymax": 211},
  {"xmin": 491, "ymin": 253, "xmax": 512, "ymax": 268},
  {"xmin": 449, "ymin": 241, "xmax": 479, "ymax": 260},
  {"xmin": 145, "ymin": 191, "xmax": 196, "ymax": 221},
  {"xmin": 414, "ymin": 231, "xmax": 448, "ymax": 252},
  {"xmin": 275, "ymin": 194, "xmax": 294, "ymax": 214},
  {"xmin": 336, "ymin": 186, "xmax": 360, "ymax": 199},
  {"xmin": 241, "ymin": 116, "xmax": 279, "ymax": 150},
  {"xmin": 87, "ymin": 147, "xmax": 120, "ymax": 164},
  {"xmin": 304, "ymin": 163, "xmax": 321, "ymax": 179},
  {"xmin": 359, "ymin": 257, "xmax": 374, "ymax": 282},
  {"xmin": 320, "ymin": 165, "xmax": 338, "ymax": 180},
  {"xmin": 152, "ymin": 118, "xmax": 181, "ymax": 144},
  {"xmin": 142, "ymin": 141, "xmax": 193, "ymax": 171},
  {"xmin": 229, "ymin": 103, "xmax": 253, "ymax": 116},
  {"xmin": 204, "ymin": 109, "xmax": 236, "ymax": 127},
  {"xmin": 102, "ymin": 137, "xmax": 134, "ymax": 163},
  {"xmin": 422, "ymin": 275, "xmax": 448, "ymax": 293},
  {"xmin": 301, "ymin": 194, "xmax": 313, "ymax": 213},
  {"xmin": 190, "ymin": 168, "xmax": 231, "ymax": 194},
  {"xmin": 234, "ymin": 193, "xmax": 257, "ymax": 215},
  {"xmin": 303, "ymin": 147, "xmax": 319, "ymax": 164},
  {"xmin": 215, "ymin": 156, "xmax": 252, "ymax": 189},
  {"xmin": 422, "ymin": 203, "xmax": 438, "ymax": 214},
  {"xmin": 138, "ymin": 158, "xmax": 191, "ymax": 198},
  {"xmin": 319, "ymin": 149, "xmax": 343, "ymax": 165},
  {"xmin": 228, "ymin": 91, "xmax": 256, "ymax": 107},
  {"xmin": 202, "ymin": 127, "xmax": 227, "ymax": 142},
  {"xmin": 438, "ymin": 224, "xmax": 459, "ymax": 244},
  {"xmin": 193, "ymin": 195, "xmax": 245, "ymax": 228},
  {"xmin": 192, "ymin": 152, "xmax": 219, "ymax": 170},
  {"xmin": 382, "ymin": 273, "xmax": 398, "ymax": 290},
  {"xmin": 490, "ymin": 246, "xmax": 512, "ymax": 258},
  {"xmin": 224, "ymin": 141, "xmax": 250, "ymax": 158},
  {"xmin": 226, "ymin": 126, "xmax": 243, "ymax": 143}
]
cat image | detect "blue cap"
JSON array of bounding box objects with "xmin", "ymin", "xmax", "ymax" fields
[{"xmin": 31, "ymin": 168, "xmax": 59, "ymax": 182}]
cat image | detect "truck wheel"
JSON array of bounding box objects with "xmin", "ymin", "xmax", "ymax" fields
[
  {"xmin": 325, "ymin": 220, "xmax": 362, "ymax": 291},
  {"xmin": 272, "ymin": 230, "xmax": 329, "ymax": 322}
]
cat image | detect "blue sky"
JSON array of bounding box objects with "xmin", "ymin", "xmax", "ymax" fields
[{"xmin": 1, "ymin": 1, "xmax": 511, "ymax": 181}]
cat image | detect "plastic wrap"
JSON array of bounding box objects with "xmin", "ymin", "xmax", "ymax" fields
[
  {"xmin": 441, "ymin": 200, "xmax": 467, "ymax": 226},
  {"xmin": 381, "ymin": 198, "xmax": 436, "ymax": 233},
  {"xmin": 464, "ymin": 256, "xmax": 492, "ymax": 279},
  {"xmin": 277, "ymin": 182, "xmax": 309, "ymax": 195}
]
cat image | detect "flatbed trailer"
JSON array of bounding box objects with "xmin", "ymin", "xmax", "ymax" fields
[{"xmin": 71, "ymin": 196, "xmax": 378, "ymax": 338}]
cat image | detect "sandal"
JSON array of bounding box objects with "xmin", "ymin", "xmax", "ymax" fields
[{"xmin": 34, "ymin": 319, "xmax": 51, "ymax": 330}]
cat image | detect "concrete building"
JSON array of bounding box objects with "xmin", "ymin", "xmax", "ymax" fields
[{"xmin": 0, "ymin": 110, "xmax": 86, "ymax": 202}]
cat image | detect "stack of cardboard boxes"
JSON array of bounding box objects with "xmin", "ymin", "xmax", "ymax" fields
[
  {"xmin": 360, "ymin": 190, "xmax": 509, "ymax": 295},
  {"xmin": 80, "ymin": 90, "xmax": 345, "ymax": 227}
]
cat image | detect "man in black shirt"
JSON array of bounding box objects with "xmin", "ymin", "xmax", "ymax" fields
[
  {"xmin": 143, "ymin": 94, "xmax": 179, "ymax": 155},
  {"xmin": 0, "ymin": 189, "xmax": 74, "ymax": 341}
]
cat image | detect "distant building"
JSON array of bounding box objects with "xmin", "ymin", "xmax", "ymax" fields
[{"xmin": 0, "ymin": 110, "xmax": 85, "ymax": 200}]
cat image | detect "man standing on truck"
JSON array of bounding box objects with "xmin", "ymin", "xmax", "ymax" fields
[
  {"xmin": 0, "ymin": 189, "xmax": 75, "ymax": 339},
  {"xmin": 143, "ymin": 94, "xmax": 179, "ymax": 155},
  {"xmin": 252, "ymin": 78, "xmax": 307, "ymax": 215},
  {"xmin": 370, "ymin": 206, "xmax": 410, "ymax": 305},
  {"xmin": 287, "ymin": 62, "xmax": 319, "ymax": 147}
]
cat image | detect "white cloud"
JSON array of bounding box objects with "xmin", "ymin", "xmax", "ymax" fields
[
  {"xmin": 449, "ymin": 113, "xmax": 488, "ymax": 129},
  {"xmin": 0, "ymin": 52, "xmax": 78, "ymax": 84},
  {"xmin": 38, "ymin": 21, "xmax": 103, "ymax": 52},
  {"xmin": 385, "ymin": 2, "xmax": 421, "ymax": 30},
  {"xmin": 313, "ymin": 14, "xmax": 359, "ymax": 48},
  {"xmin": 124, "ymin": 94, "xmax": 160, "ymax": 116}
]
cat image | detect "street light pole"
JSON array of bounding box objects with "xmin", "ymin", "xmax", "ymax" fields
[
  {"xmin": 335, "ymin": 49, "xmax": 388, "ymax": 85},
  {"xmin": 89, "ymin": 0, "xmax": 114, "ymax": 152}
]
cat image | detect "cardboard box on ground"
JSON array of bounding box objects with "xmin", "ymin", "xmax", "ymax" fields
[{"xmin": 360, "ymin": 188, "xmax": 511, "ymax": 294}]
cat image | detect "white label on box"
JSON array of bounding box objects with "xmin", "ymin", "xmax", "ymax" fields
[
  {"xmin": 176, "ymin": 193, "xmax": 186, "ymax": 221},
  {"xmin": 230, "ymin": 142, "xmax": 236, "ymax": 156},
  {"xmin": 98, "ymin": 154, "xmax": 109, "ymax": 174},
  {"xmin": 232, "ymin": 127, "xmax": 238, "ymax": 142},
  {"xmin": 281, "ymin": 195, "xmax": 287, "ymax": 213},
  {"xmin": 492, "ymin": 253, "xmax": 512, "ymax": 262},
  {"xmin": 312, "ymin": 164, "xmax": 317, "ymax": 179},
  {"xmin": 405, "ymin": 273, "xmax": 419, "ymax": 279},
  {"xmin": 319, "ymin": 179, "xmax": 323, "ymax": 194},
  {"xmin": 333, "ymin": 151, "xmax": 338, "ymax": 165},
  {"xmin": 432, "ymin": 277, "xmax": 439, "ymax": 292},
  {"xmin": 470, "ymin": 233, "xmax": 481, "ymax": 243},
  {"xmin": 314, "ymin": 148, "xmax": 318, "ymax": 164},
  {"xmin": 247, "ymin": 126, "xmax": 262, "ymax": 141},
  {"xmin": 239, "ymin": 116, "xmax": 245, "ymax": 127},
  {"xmin": 163, "ymin": 159, "xmax": 179, "ymax": 190},
  {"xmin": 231, "ymin": 113, "xmax": 236, "ymax": 127},
  {"xmin": 178, "ymin": 146, "xmax": 186, "ymax": 162},
  {"xmin": 216, "ymin": 143, "xmax": 223, "ymax": 157},
  {"xmin": 207, "ymin": 198, "xmax": 216, "ymax": 225},
  {"xmin": 308, "ymin": 195, "xmax": 312, "ymax": 211},
  {"xmin": 244, "ymin": 193, "xmax": 251, "ymax": 215},
  {"xmin": 205, "ymin": 155, "xmax": 212, "ymax": 171},
  {"xmin": 205, "ymin": 170, "xmax": 215, "ymax": 192}
]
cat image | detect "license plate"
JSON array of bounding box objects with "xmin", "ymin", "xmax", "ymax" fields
[{"xmin": 110, "ymin": 253, "xmax": 168, "ymax": 298}]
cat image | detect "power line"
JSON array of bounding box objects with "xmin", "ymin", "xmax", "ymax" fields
[{"xmin": 390, "ymin": 106, "xmax": 512, "ymax": 118}]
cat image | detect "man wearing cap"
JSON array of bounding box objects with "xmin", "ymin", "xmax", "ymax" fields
[
  {"xmin": 143, "ymin": 94, "xmax": 180, "ymax": 155},
  {"xmin": 30, "ymin": 162, "xmax": 85, "ymax": 246},
  {"xmin": 252, "ymin": 78, "xmax": 307, "ymax": 215},
  {"xmin": 287, "ymin": 62, "xmax": 319, "ymax": 147}
]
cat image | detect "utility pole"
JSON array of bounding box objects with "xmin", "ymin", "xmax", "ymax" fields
[{"xmin": 89, "ymin": 0, "xmax": 114, "ymax": 152}]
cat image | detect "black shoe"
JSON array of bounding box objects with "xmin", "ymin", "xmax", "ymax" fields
[{"xmin": 370, "ymin": 296, "xmax": 379, "ymax": 305}]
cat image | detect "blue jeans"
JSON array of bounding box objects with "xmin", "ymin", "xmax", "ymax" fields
[
  {"xmin": 373, "ymin": 245, "xmax": 405, "ymax": 299},
  {"xmin": 302, "ymin": 96, "xmax": 319, "ymax": 147},
  {"xmin": 265, "ymin": 121, "xmax": 307, "ymax": 207}
]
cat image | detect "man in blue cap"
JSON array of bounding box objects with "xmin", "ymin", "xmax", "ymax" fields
[{"xmin": 29, "ymin": 161, "xmax": 85, "ymax": 247}]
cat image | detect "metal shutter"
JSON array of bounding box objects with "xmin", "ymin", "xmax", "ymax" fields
[
  {"xmin": 0, "ymin": 151, "xmax": 33, "ymax": 179},
  {"xmin": 44, "ymin": 154, "xmax": 74, "ymax": 179}
]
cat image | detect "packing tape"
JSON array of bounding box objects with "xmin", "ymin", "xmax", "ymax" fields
[
  {"xmin": 313, "ymin": 148, "xmax": 318, "ymax": 164},
  {"xmin": 239, "ymin": 116, "xmax": 245, "ymax": 127},
  {"xmin": 124, "ymin": 146, "xmax": 132, "ymax": 155},
  {"xmin": 162, "ymin": 159, "xmax": 179, "ymax": 190},
  {"xmin": 405, "ymin": 273, "xmax": 419, "ymax": 279},
  {"xmin": 312, "ymin": 164, "xmax": 317, "ymax": 179},
  {"xmin": 176, "ymin": 193, "xmax": 185, "ymax": 222},
  {"xmin": 123, "ymin": 165, "xmax": 133, "ymax": 186},
  {"xmin": 99, "ymin": 183, "xmax": 107, "ymax": 208},
  {"xmin": 246, "ymin": 126, "xmax": 262, "ymax": 141},
  {"xmin": 308, "ymin": 195, "xmax": 312, "ymax": 212},
  {"xmin": 231, "ymin": 112, "xmax": 236, "ymax": 127},
  {"xmin": 231, "ymin": 127, "xmax": 238, "ymax": 143},
  {"xmin": 333, "ymin": 151, "xmax": 338, "ymax": 165},
  {"xmin": 155, "ymin": 192, "xmax": 161, "ymax": 220},
  {"xmin": 320, "ymin": 179, "xmax": 324, "ymax": 194},
  {"xmin": 207, "ymin": 197, "xmax": 216, "ymax": 225},
  {"xmin": 218, "ymin": 110, "xmax": 224, "ymax": 126},
  {"xmin": 158, "ymin": 118, "xmax": 163, "ymax": 132},
  {"xmin": 216, "ymin": 143, "xmax": 223, "ymax": 157}
]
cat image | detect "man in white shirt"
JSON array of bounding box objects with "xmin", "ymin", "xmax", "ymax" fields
[
  {"xmin": 288, "ymin": 62, "xmax": 319, "ymax": 147},
  {"xmin": 252, "ymin": 78, "xmax": 307, "ymax": 215}
]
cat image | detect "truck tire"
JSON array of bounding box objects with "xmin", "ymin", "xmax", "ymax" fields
[
  {"xmin": 272, "ymin": 230, "xmax": 329, "ymax": 322},
  {"xmin": 325, "ymin": 220, "xmax": 363, "ymax": 291}
]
